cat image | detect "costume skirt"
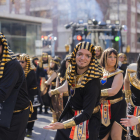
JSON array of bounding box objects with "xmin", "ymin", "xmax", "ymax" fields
[
  {"xmin": 55, "ymin": 109, "xmax": 101, "ymax": 140},
  {"xmin": 99, "ymin": 98, "xmax": 126, "ymax": 139}
]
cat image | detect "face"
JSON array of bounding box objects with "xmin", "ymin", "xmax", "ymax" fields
[
  {"xmin": 106, "ymin": 52, "xmax": 117, "ymax": 68},
  {"xmin": 118, "ymin": 55, "xmax": 125, "ymax": 62},
  {"xmin": 95, "ymin": 49, "xmax": 101, "ymax": 58},
  {"xmin": 42, "ymin": 56, "xmax": 48, "ymax": 61},
  {"xmin": 50, "ymin": 62, "xmax": 55, "ymax": 68},
  {"xmin": 34, "ymin": 59, "xmax": 39, "ymax": 65},
  {"xmin": 76, "ymin": 49, "xmax": 92, "ymax": 69},
  {"xmin": 19, "ymin": 60, "xmax": 27, "ymax": 69},
  {"xmin": 0, "ymin": 45, "xmax": 3, "ymax": 58},
  {"xmin": 66, "ymin": 60, "xmax": 69, "ymax": 68}
]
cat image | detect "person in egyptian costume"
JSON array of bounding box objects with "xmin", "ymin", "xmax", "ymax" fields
[
  {"xmin": 37, "ymin": 52, "xmax": 50, "ymax": 114},
  {"xmin": 19, "ymin": 54, "xmax": 40, "ymax": 137},
  {"xmin": 45, "ymin": 58, "xmax": 60, "ymax": 123},
  {"xmin": 99, "ymin": 48, "xmax": 126, "ymax": 140},
  {"xmin": 95, "ymin": 45, "xmax": 103, "ymax": 64},
  {"xmin": 56, "ymin": 54, "xmax": 71, "ymax": 110},
  {"xmin": 118, "ymin": 53, "xmax": 129, "ymax": 78},
  {"xmin": 0, "ymin": 32, "xmax": 30, "ymax": 140},
  {"xmin": 120, "ymin": 54, "xmax": 140, "ymax": 139},
  {"xmin": 44, "ymin": 41, "xmax": 103, "ymax": 140}
]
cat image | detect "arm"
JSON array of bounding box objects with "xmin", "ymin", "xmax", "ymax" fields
[
  {"xmin": 124, "ymin": 69, "xmax": 130, "ymax": 90},
  {"xmin": 44, "ymin": 79, "xmax": 100, "ymax": 130},
  {"xmin": 124, "ymin": 69, "xmax": 131, "ymax": 103},
  {"xmin": 26, "ymin": 71, "xmax": 34, "ymax": 89},
  {"xmin": 56, "ymin": 77, "xmax": 60, "ymax": 88},
  {"xmin": 49, "ymin": 80, "xmax": 68, "ymax": 97},
  {"xmin": 72, "ymin": 79, "xmax": 100, "ymax": 125},
  {"xmin": 101, "ymin": 73, "xmax": 123, "ymax": 97},
  {"xmin": 45, "ymin": 72, "xmax": 57, "ymax": 85},
  {"xmin": 0, "ymin": 61, "xmax": 19, "ymax": 102}
]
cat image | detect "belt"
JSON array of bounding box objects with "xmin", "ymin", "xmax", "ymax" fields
[
  {"xmin": 13, "ymin": 101, "xmax": 34, "ymax": 116},
  {"xmin": 30, "ymin": 87, "xmax": 37, "ymax": 90},
  {"xmin": 13, "ymin": 106, "xmax": 29, "ymax": 113},
  {"xmin": 72, "ymin": 105, "xmax": 100, "ymax": 114},
  {"xmin": 52, "ymin": 82, "xmax": 56, "ymax": 86},
  {"xmin": 101, "ymin": 97, "xmax": 123, "ymax": 105}
]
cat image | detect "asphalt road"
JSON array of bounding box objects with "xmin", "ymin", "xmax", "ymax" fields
[{"xmin": 25, "ymin": 111, "xmax": 56, "ymax": 140}]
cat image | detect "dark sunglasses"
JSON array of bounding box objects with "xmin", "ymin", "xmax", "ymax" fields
[{"xmin": 19, "ymin": 61, "xmax": 25, "ymax": 64}]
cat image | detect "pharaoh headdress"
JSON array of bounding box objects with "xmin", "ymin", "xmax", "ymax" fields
[
  {"xmin": 67, "ymin": 41, "xmax": 103, "ymax": 87},
  {"xmin": 19, "ymin": 54, "xmax": 31, "ymax": 77},
  {"xmin": 0, "ymin": 32, "xmax": 16, "ymax": 78}
]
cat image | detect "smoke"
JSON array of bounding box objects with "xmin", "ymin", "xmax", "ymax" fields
[{"xmin": 57, "ymin": 0, "xmax": 103, "ymax": 24}]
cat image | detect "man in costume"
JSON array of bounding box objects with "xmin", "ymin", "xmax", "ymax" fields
[
  {"xmin": 0, "ymin": 33, "xmax": 30, "ymax": 140},
  {"xmin": 19, "ymin": 54, "xmax": 40, "ymax": 137},
  {"xmin": 44, "ymin": 41, "xmax": 103, "ymax": 140},
  {"xmin": 95, "ymin": 45, "xmax": 103, "ymax": 63}
]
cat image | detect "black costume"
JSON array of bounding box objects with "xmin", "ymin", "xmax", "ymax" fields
[
  {"xmin": 119, "ymin": 63, "xmax": 129, "ymax": 78},
  {"xmin": 99, "ymin": 69, "xmax": 126, "ymax": 139},
  {"xmin": 19, "ymin": 54, "xmax": 40, "ymax": 136},
  {"xmin": 0, "ymin": 32, "xmax": 30, "ymax": 140},
  {"xmin": 54, "ymin": 42, "xmax": 103, "ymax": 140}
]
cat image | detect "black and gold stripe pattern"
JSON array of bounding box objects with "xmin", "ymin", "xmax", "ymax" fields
[
  {"xmin": 66, "ymin": 41, "xmax": 103, "ymax": 87},
  {"xmin": 0, "ymin": 32, "xmax": 16, "ymax": 78},
  {"xmin": 19, "ymin": 54, "xmax": 31, "ymax": 77}
]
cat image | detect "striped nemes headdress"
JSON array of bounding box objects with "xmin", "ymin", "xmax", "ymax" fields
[
  {"xmin": 19, "ymin": 53, "xmax": 31, "ymax": 77},
  {"xmin": 67, "ymin": 41, "xmax": 103, "ymax": 87},
  {"xmin": 0, "ymin": 32, "xmax": 16, "ymax": 78}
]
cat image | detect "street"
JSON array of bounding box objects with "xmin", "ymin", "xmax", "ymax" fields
[{"xmin": 25, "ymin": 111, "xmax": 56, "ymax": 140}]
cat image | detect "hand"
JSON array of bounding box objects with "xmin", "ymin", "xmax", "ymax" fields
[
  {"xmin": 48, "ymin": 91, "xmax": 52, "ymax": 97},
  {"xmin": 43, "ymin": 122, "xmax": 64, "ymax": 130},
  {"xmin": 120, "ymin": 115, "xmax": 139, "ymax": 127}
]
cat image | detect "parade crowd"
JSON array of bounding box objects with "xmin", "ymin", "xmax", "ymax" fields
[{"xmin": 0, "ymin": 32, "xmax": 140, "ymax": 140}]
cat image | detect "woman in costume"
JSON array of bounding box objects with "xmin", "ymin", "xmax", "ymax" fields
[
  {"xmin": 45, "ymin": 58, "xmax": 60, "ymax": 123},
  {"xmin": 95, "ymin": 45, "xmax": 103, "ymax": 63},
  {"xmin": 118, "ymin": 53, "xmax": 129, "ymax": 77},
  {"xmin": 120, "ymin": 54, "xmax": 140, "ymax": 139},
  {"xmin": 37, "ymin": 53, "xmax": 49, "ymax": 114},
  {"xmin": 99, "ymin": 48, "xmax": 126, "ymax": 140},
  {"xmin": 44, "ymin": 41, "xmax": 103, "ymax": 140},
  {"xmin": 19, "ymin": 54, "xmax": 39, "ymax": 137}
]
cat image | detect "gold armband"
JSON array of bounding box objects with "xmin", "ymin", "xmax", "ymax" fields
[
  {"xmin": 50, "ymin": 89, "xmax": 60, "ymax": 96},
  {"xmin": 124, "ymin": 90, "xmax": 131, "ymax": 103},
  {"xmin": 137, "ymin": 116, "xmax": 140, "ymax": 124},
  {"xmin": 63, "ymin": 119, "xmax": 76, "ymax": 129},
  {"xmin": 45, "ymin": 81, "xmax": 49, "ymax": 86},
  {"xmin": 101, "ymin": 89, "xmax": 108, "ymax": 97}
]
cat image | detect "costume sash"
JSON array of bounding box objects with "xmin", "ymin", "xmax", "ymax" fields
[
  {"xmin": 69, "ymin": 111, "xmax": 89, "ymax": 140},
  {"xmin": 132, "ymin": 106, "xmax": 140, "ymax": 137},
  {"xmin": 100, "ymin": 100, "xmax": 111, "ymax": 127}
]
